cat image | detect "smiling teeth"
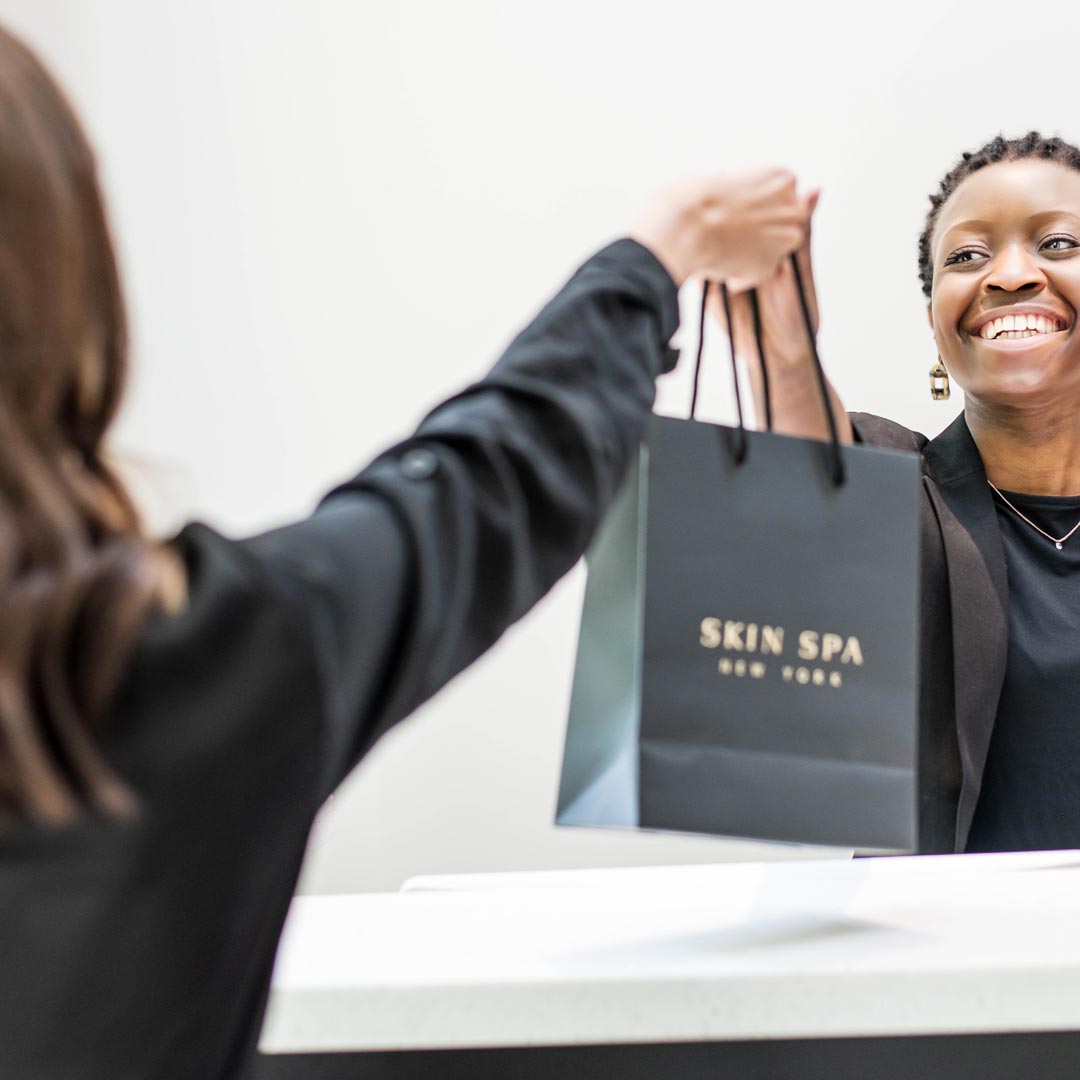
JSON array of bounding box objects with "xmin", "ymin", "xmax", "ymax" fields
[{"xmin": 980, "ymin": 314, "xmax": 1067, "ymax": 339}]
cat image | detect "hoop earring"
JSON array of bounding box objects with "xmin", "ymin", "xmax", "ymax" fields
[{"xmin": 929, "ymin": 358, "xmax": 950, "ymax": 401}]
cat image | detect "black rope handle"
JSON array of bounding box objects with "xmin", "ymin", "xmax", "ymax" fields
[
  {"xmin": 688, "ymin": 256, "xmax": 845, "ymax": 487},
  {"xmin": 718, "ymin": 281, "xmax": 748, "ymax": 464},
  {"xmin": 689, "ymin": 279, "xmax": 709, "ymax": 420},
  {"xmin": 789, "ymin": 253, "xmax": 845, "ymax": 486},
  {"xmin": 749, "ymin": 288, "xmax": 772, "ymax": 431},
  {"xmin": 690, "ymin": 282, "xmax": 772, "ymax": 441}
]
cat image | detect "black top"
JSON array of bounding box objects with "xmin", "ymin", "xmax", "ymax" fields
[
  {"xmin": 0, "ymin": 239, "xmax": 680, "ymax": 1080},
  {"xmin": 966, "ymin": 487, "xmax": 1080, "ymax": 852}
]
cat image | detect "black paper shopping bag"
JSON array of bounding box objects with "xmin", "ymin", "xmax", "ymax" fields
[{"xmin": 556, "ymin": 262, "xmax": 921, "ymax": 851}]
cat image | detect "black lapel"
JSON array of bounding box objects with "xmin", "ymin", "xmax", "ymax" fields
[{"xmin": 922, "ymin": 412, "xmax": 1008, "ymax": 851}]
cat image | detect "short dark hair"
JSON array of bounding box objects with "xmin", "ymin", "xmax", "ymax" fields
[{"xmin": 918, "ymin": 131, "xmax": 1080, "ymax": 299}]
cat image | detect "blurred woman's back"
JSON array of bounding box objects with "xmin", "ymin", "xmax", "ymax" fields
[
  {"xmin": 0, "ymin": 38, "xmax": 330, "ymax": 1073},
  {"xmin": 0, "ymin": 23, "xmax": 684, "ymax": 1077}
]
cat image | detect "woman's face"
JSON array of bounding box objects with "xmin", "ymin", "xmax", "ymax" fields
[{"xmin": 929, "ymin": 159, "xmax": 1080, "ymax": 408}]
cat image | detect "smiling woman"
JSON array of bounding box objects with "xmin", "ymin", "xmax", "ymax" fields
[
  {"xmin": 741, "ymin": 132, "xmax": 1080, "ymax": 855},
  {"xmin": 923, "ymin": 147, "xmax": 1080, "ymax": 425}
]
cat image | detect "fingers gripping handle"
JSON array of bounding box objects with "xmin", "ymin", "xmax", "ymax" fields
[{"xmin": 688, "ymin": 256, "xmax": 845, "ymax": 486}]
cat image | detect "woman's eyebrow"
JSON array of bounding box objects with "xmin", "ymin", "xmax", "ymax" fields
[
  {"xmin": 937, "ymin": 219, "xmax": 994, "ymax": 249},
  {"xmin": 939, "ymin": 210, "xmax": 1080, "ymax": 250},
  {"xmin": 1028, "ymin": 208, "xmax": 1080, "ymax": 228}
]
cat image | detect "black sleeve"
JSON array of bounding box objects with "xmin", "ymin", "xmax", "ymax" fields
[{"xmin": 241, "ymin": 238, "xmax": 680, "ymax": 794}]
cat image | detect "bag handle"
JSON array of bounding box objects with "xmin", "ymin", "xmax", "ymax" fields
[{"xmin": 689, "ymin": 254, "xmax": 845, "ymax": 487}]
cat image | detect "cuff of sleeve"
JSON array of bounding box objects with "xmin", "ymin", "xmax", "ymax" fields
[{"xmin": 587, "ymin": 238, "xmax": 682, "ymax": 372}]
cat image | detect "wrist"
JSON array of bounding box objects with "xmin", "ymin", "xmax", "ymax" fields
[
  {"xmin": 767, "ymin": 347, "xmax": 819, "ymax": 379},
  {"xmin": 629, "ymin": 186, "xmax": 708, "ymax": 287}
]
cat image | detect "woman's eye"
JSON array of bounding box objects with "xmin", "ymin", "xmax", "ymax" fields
[
  {"xmin": 943, "ymin": 249, "xmax": 984, "ymax": 266},
  {"xmin": 1041, "ymin": 235, "xmax": 1079, "ymax": 252}
]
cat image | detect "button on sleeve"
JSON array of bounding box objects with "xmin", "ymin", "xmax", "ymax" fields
[{"xmin": 399, "ymin": 448, "xmax": 439, "ymax": 481}]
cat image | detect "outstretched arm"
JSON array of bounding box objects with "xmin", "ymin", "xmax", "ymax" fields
[{"xmin": 244, "ymin": 172, "xmax": 811, "ymax": 793}]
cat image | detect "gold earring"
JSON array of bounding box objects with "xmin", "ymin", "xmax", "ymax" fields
[{"xmin": 929, "ymin": 358, "xmax": 950, "ymax": 401}]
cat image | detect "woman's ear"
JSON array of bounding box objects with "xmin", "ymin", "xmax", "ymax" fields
[{"xmin": 926, "ymin": 303, "xmax": 934, "ymax": 332}]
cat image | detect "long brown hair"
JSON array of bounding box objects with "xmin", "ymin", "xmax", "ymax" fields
[{"xmin": 0, "ymin": 26, "xmax": 179, "ymax": 823}]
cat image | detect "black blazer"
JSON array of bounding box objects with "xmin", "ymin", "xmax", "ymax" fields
[
  {"xmin": 0, "ymin": 239, "xmax": 681, "ymax": 1080},
  {"xmin": 850, "ymin": 411, "xmax": 1008, "ymax": 855}
]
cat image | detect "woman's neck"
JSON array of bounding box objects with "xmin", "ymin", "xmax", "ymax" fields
[{"xmin": 966, "ymin": 397, "xmax": 1080, "ymax": 495}]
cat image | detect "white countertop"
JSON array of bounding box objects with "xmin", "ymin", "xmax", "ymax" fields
[{"xmin": 261, "ymin": 850, "xmax": 1080, "ymax": 1054}]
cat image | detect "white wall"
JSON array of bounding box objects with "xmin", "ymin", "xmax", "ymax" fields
[{"xmin": 0, "ymin": 0, "xmax": 1070, "ymax": 891}]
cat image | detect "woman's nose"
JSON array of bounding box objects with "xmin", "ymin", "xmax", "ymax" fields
[{"xmin": 985, "ymin": 244, "xmax": 1046, "ymax": 294}]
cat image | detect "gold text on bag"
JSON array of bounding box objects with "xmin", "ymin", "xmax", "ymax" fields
[{"xmin": 698, "ymin": 617, "xmax": 864, "ymax": 665}]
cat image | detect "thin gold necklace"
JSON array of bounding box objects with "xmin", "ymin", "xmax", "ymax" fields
[{"xmin": 988, "ymin": 482, "xmax": 1080, "ymax": 550}]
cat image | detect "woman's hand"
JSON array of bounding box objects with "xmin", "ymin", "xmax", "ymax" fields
[
  {"xmin": 711, "ymin": 190, "xmax": 853, "ymax": 443},
  {"xmin": 630, "ymin": 169, "xmax": 809, "ymax": 288}
]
